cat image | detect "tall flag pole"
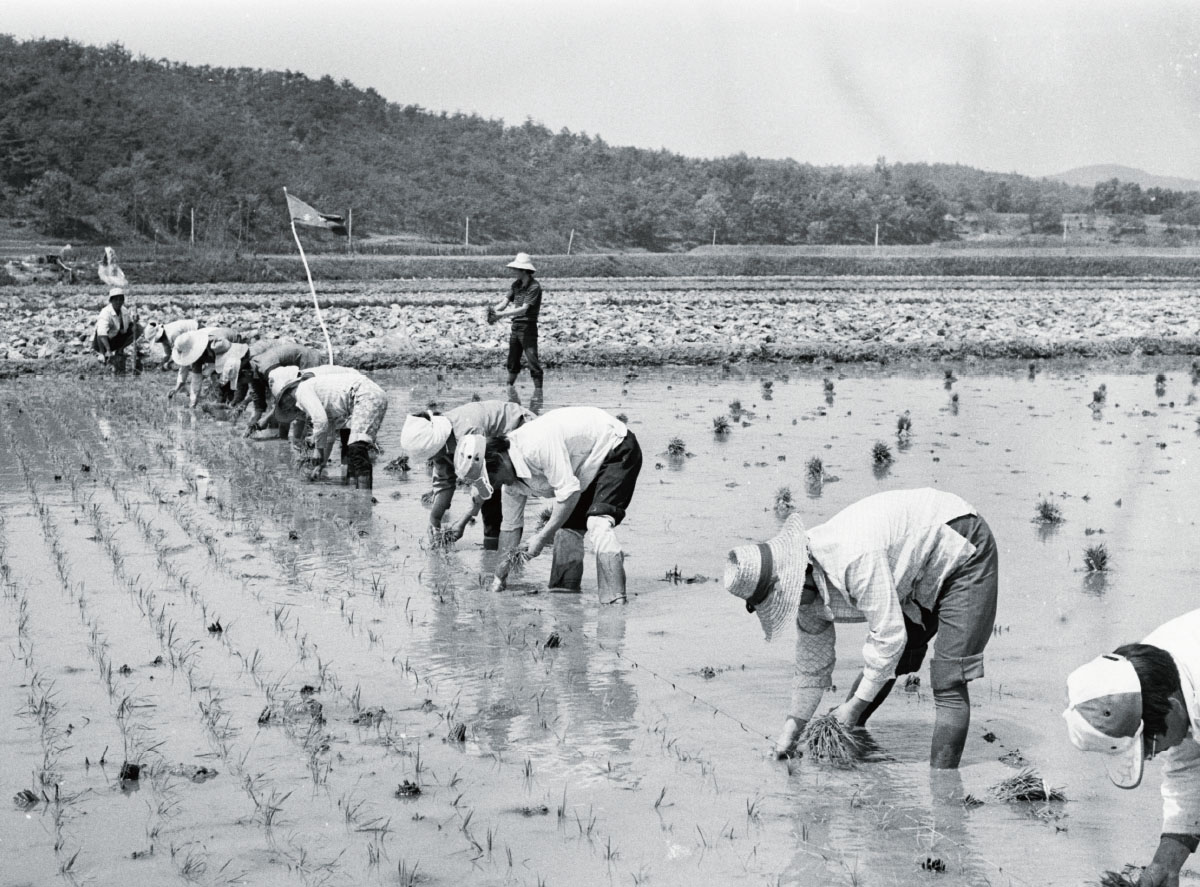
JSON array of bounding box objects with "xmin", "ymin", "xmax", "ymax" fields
[{"xmin": 284, "ymin": 187, "xmax": 345, "ymax": 365}]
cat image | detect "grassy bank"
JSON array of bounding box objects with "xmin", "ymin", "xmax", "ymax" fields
[{"xmin": 12, "ymin": 249, "xmax": 1200, "ymax": 285}]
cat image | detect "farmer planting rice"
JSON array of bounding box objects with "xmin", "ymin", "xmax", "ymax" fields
[
  {"xmin": 488, "ymin": 252, "xmax": 545, "ymax": 399},
  {"xmin": 243, "ymin": 338, "xmax": 327, "ymax": 434},
  {"xmin": 725, "ymin": 487, "xmax": 998, "ymax": 768},
  {"xmin": 92, "ymin": 287, "xmax": 142, "ymax": 373},
  {"xmin": 1065, "ymin": 609, "xmax": 1200, "ymax": 887},
  {"xmin": 400, "ymin": 399, "xmax": 536, "ymax": 549},
  {"xmin": 267, "ymin": 365, "xmax": 387, "ymax": 489},
  {"xmin": 484, "ymin": 406, "xmax": 641, "ymax": 601},
  {"xmin": 168, "ymin": 326, "xmax": 244, "ymax": 407},
  {"xmin": 143, "ymin": 318, "xmax": 200, "ymax": 370}
]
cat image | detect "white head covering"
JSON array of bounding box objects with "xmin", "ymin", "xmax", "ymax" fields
[
  {"xmin": 400, "ymin": 414, "xmax": 453, "ymax": 462},
  {"xmin": 171, "ymin": 330, "xmax": 210, "ymax": 368},
  {"xmin": 268, "ymin": 365, "xmax": 302, "ymax": 400},
  {"xmin": 212, "ymin": 342, "xmax": 249, "ymax": 389},
  {"xmin": 506, "ymin": 252, "xmax": 536, "ymax": 272},
  {"xmin": 454, "ymin": 433, "xmax": 492, "ymax": 500},
  {"xmin": 1063, "ymin": 653, "xmax": 1146, "ymax": 789}
]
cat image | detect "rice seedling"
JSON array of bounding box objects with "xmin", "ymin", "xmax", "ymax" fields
[
  {"xmin": 1034, "ymin": 498, "xmax": 1064, "ymax": 524},
  {"xmin": 774, "ymin": 487, "xmax": 794, "ymax": 513},
  {"xmin": 666, "ymin": 436, "xmax": 687, "ymax": 457},
  {"xmin": 895, "ymin": 411, "xmax": 912, "ymax": 438},
  {"xmin": 1097, "ymin": 866, "xmax": 1143, "ymax": 886},
  {"xmin": 823, "ymin": 377, "xmax": 835, "ymax": 393},
  {"xmin": 871, "ymin": 441, "xmax": 893, "ymax": 466},
  {"xmin": 712, "ymin": 415, "xmax": 731, "ymax": 435},
  {"xmin": 799, "ymin": 714, "xmax": 862, "ymax": 769},
  {"xmin": 990, "ymin": 767, "xmax": 1065, "ymax": 802},
  {"xmin": 504, "ymin": 548, "xmax": 530, "ymax": 569},
  {"xmin": 1084, "ymin": 543, "xmax": 1109, "ymax": 572}
]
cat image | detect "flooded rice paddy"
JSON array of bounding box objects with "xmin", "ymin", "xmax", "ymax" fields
[{"xmin": 2, "ymin": 358, "xmax": 1199, "ymax": 887}]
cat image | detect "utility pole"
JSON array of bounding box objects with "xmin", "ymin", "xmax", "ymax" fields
[
  {"xmin": 567, "ymin": 229, "xmax": 575, "ymax": 255},
  {"xmin": 348, "ymin": 208, "xmax": 353, "ymax": 254},
  {"xmin": 875, "ymin": 223, "xmax": 880, "ymax": 247},
  {"xmin": 712, "ymin": 228, "xmax": 717, "ymax": 247},
  {"xmin": 190, "ymin": 207, "xmax": 195, "ymax": 249},
  {"xmin": 465, "ymin": 216, "xmax": 470, "ymax": 247}
]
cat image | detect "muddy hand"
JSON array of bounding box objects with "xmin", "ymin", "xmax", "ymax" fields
[{"xmin": 775, "ymin": 717, "xmax": 802, "ymax": 759}]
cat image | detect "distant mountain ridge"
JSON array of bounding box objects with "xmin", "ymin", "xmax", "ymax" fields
[{"xmin": 1051, "ymin": 165, "xmax": 1200, "ymax": 193}]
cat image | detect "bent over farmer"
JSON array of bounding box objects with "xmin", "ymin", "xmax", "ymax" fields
[
  {"xmin": 400, "ymin": 400, "xmax": 536, "ymax": 549},
  {"xmin": 169, "ymin": 326, "xmax": 243, "ymax": 407},
  {"xmin": 267, "ymin": 366, "xmax": 387, "ymax": 489},
  {"xmin": 488, "ymin": 253, "xmax": 544, "ymax": 393},
  {"xmin": 1065, "ymin": 609, "xmax": 1200, "ymax": 887},
  {"xmin": 485, "ymin": 406, "xmax": 641, "ymax": 602},
  {"xmin": 243, "ymin": 339, "xmax": 327, "ymax": 434},
  {"xmin": 144, "ymin": 318, "xmax": 200, "ymax": 370},
  {"xmin": 724, "ymin": 487, "xmax": 999, "ymax": 768}
]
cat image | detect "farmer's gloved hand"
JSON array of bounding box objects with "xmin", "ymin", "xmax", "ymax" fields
[{"xmin": 774, "ymin": 717, "xmax": 803, "ymax": 759}]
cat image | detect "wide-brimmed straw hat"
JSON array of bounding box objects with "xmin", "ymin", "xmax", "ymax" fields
[
  {"xmin": 454, "ymin": 433, "xmax": 492, "ymax": 500},
  {"xmin": 400, "ymin": 414, "xmax": 453, "ymax": 462},
  {"xmin": 268, "ymin": 365, "xmax": 302, "ymax": 400},
  {"xmin": 506, "ymin": 252, "xmax": 536, "ymax": 272},
  {"xmin": 1063, "ymin": 653, "xmax": 1146, "ymax": 789},
  {"xmin": 724, "ymin": 514, "xmax": 808, "ymax": 641},
  {"xmin": 171, "ymin": 330, "xmax": 210, "ymax": 368}
]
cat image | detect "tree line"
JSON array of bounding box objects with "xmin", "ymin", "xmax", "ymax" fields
[{"xmin": 0, "ymin": 35, "xmax": 1192, "ymax": 252}]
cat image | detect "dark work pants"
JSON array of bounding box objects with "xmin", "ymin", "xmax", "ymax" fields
[
  {"xmin": 563, "ymin": 431, "xmax": 642, "ymax": 531},
  {"xmin": 506, "ymin": 325, "xmax": 544, "ymax": 386}
]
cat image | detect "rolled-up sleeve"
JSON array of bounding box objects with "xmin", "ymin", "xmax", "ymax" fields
[
  {"xmin": 501, "ymin": 486, "xmax": 528, "ymax": 532},
  {"xmin": 791, "ymin": 604, "xmax": 835, "ymax": 722},
  {"xmin": 1162, "ymin": 740, "xmax": 1200, "ymax": 834},
  {"xmin": 296, "ymin": 384, "xmax": 331, "ymax": 449},
  {"xmin": 845, "ymin": 552, "xmax": 907, "ymax": 702}
]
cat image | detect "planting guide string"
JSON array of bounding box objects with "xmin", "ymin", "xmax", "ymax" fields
[
  {"xmin": 596, "ymin": 635, "xmax": 1035, "ymax": 885},
  {"xmin": 593, "ymin": 639, "xmax": 774, "ymax": 745}
]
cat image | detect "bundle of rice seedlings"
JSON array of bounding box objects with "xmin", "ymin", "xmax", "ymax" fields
[
  {"xmin": 799, "ymin": 714, "xmax": 863, "ymax": 769},
  {"xmin": 805, "ymin": 456, "xmax": 824, "ymax": 482},
  {"xmin": 728, "ymin": 399, "xmax": 743, "ymax": 419},
  {"xmin": 384, "ymin": 455, "xmax": 410, "ymax": 473},
  {"xmin": 535, "ymin": 507, "xmax": 554, "ymax": 531},
  {"xmin": 666, "ymin": 437, "xmax": 687, "ymax": 457},
  {"xmin": 505, "ymin": 547, "xmax": 531, "ymax": 568},
  {"xmin": 871, "ymin": 441, "xmax": 893, "ymax": 466},
  {"xmin": 1097, "ymin": 866, "xmax": 1142, "ymax": 887},
  {"xmin": 989, "ymin": 767, "xmax": 1065, "ymax": 802},
  {"xmin": 712, "ymin": 415, "xmax": 731, "ymax": 434},
  {"xmin": 429, "ymin": 528, "xmax": 456, "ymax": 550},
  {"xmin": 1034, "ymin": 497, "xmax": 1064, "ymax": 524},
  {"xmin": 420, "ymin": 490, "xmax": 436, "ymax": 506},
  {"xmin": 896, "ymin": 411, "xmax": 912, "ymax": 437},
  {"xmin": 1083, "ymin": 543, "xmax": 1109, "ymax": 572}
]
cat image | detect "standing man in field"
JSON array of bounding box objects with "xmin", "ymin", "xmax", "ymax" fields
[
  {"xmin": 484, "ymin": 406, "xmax": 641, "ymax": 602},
  {"xmin": 724, "ymin": 487, "xmax": 999, "ymax": 769},
  {"xmin": 400, "ymin": 399, "xmax": 536, "ymax": 549},
  {"xmin": 92, "ymin": 287, "xmax": 142, "ymax": 373},
  {"xmin": 1065, "ymin": 609, "xmax": 1200, "ymax": 887},
  {"xmin": 488, "ymin": 252, "xmax": 544, "ymax": 401}
]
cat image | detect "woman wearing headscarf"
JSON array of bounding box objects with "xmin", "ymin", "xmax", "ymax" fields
[
  {"xmin": 267, "ymin": 366, "xmax": 387, "ymax": 489},
  {"xmin": 144, "ymin": 318, "xmax": 201, "ymax": 370}
]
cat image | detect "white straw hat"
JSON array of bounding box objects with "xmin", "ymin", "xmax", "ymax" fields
[
  {"xmin": 454, "ymin": 433, "xmax": 492, "ymax": 500},
  {"xmin": 1063, "ymin": 653, "xmax": 1146, "ymax": 789},
  {"xmin": 268, "ymin": 366, "xmax": 302, "ymax": 400},
  {"xmin": 400, "ymin": 414, "xmax": 453, "ymax": 462},
  {"xmin": 506, "ymin": 252, "xmax": 536, "ymax": 272},
  {"xmin": 171, "ymin": 329, "xmax": 210, "ymax": 368},
  {"xmin": 724, "ymin": 514, "xmax": 809, "ymax": 641}
]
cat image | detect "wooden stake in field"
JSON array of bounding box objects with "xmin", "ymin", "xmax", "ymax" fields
[{"xmin": 283, "ymin": 187, "xmax": 344, "ymax": 365}]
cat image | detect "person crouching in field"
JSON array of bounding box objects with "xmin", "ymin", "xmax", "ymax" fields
[
  {"xmin": 724, "ymin": 487, "xmax": 999, "ymax": 768},
  {"xmin": 92, "ymin": 287, "xmax": 142, "ymax": 374},
  {"xmin": 267, "ymin": 366, "xmax": 387, "ymax": 489},
  {"xmin": 1065, "ymin": 610, "xmax": 1200, "ymax": 887},
  {"xmin": 485, "ymin": 406, "xmax": 641, "ymax": 602},
  {"xmin": 400, "ymin": 400, "xmax": 536, "ymax": 549},
  {"xmin": 488, "ymin": 253, "xmax": 544, "ymax": 399},
  {"xmin": 144, "ymin": 319, "xmax": 199, "ymax": 370},
  {"xmin": 242, "ymin": 339, "xmax": 327, "ymax": 435},
  {"xmin": 169, "ymin": 327, "xmax": 244, "ymax": 407}
]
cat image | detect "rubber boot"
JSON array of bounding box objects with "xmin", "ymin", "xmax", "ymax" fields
[
  {"xmin": 345, "ymin": 441, "xmax": 373, "ymax": 490},
  {"xmin": 339, "ymin": 428, "xmax": 352, "ymax": 484},
  {"xmin": 482, "ymin": 536, "xmax": 499, "ymax": 551},
  {"xmin": 596, "ymin": 552, "xmax": 627, "ymax": 603},
  {"xmin": 548, "ymin": 528, "xmax": 584, "ymax": 593}
]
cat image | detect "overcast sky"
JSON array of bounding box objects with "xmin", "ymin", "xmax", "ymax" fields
[{"xmin": 8, "ymin": 0, "xmax": 1200, "ymax": 179}]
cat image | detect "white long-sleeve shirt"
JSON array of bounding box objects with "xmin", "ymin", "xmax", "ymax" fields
[
  {"xmin": 1143, "ymin": 610, "xmax": 1200, "ymax": 835},
  {"xmin": 500, "ymin": 407, "xmax": 626, "ymax": 532},
  {"xmin": 796, "ymin": 488, "xmax": 978, "ymax": 711}
]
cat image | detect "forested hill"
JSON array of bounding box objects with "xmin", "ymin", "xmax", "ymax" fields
[{"xmin": 0, "ymin": 35, "xmax": 1092, "ymax": 251}]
